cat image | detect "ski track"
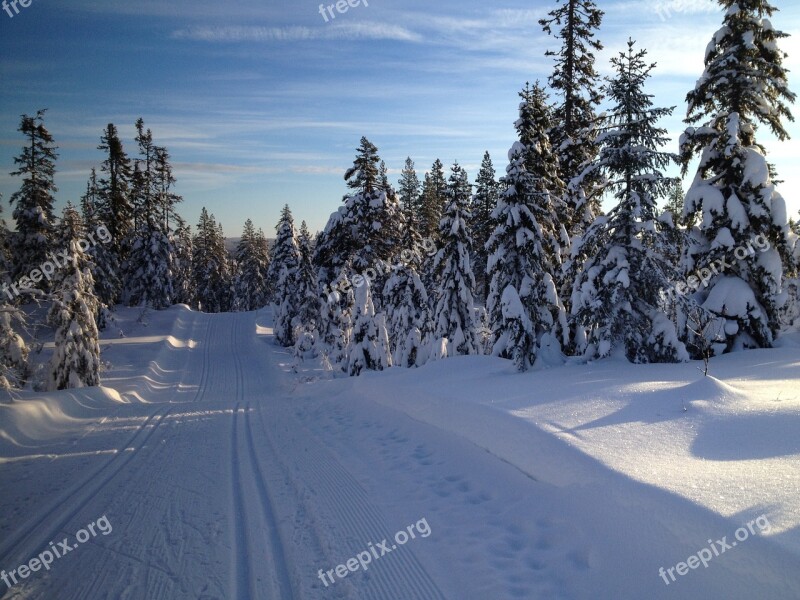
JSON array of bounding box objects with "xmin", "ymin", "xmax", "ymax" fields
[
  {"xmin": 4, "ymin": 309, "xmax": 493, "ymax": 600},
  {"xmin": 241, "ymin": 317, "xmax": 445, "ymax": 600}
]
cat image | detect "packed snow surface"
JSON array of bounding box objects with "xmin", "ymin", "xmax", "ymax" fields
[{"xmin": 1, "ymin": 306, "xmax": 799, "ymax": 599}]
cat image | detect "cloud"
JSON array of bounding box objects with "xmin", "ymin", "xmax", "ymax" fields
[{"xmin": 171, "ymin": 22, "xmax": 422, "ymax": 43}]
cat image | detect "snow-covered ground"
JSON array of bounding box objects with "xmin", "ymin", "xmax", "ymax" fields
[{"xmin": 1, "ymin": 306, "xmax": 799, "ymax": 599}]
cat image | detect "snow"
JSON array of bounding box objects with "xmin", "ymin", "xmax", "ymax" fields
[
  {"xmin": 742, "ymin": 147, "xmax": 770, "ymax": 188},
  {"xmin": 0, "ymin": 306, "xmax": 799, "ymax": 598}
]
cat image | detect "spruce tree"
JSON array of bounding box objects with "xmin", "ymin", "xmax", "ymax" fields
[
  {"xmin": 540, "ymin": 0, "xmax": 605, "ymax": 240},
  {"xmin": 383, "ymin": 261, "xmax": 429, "ymax": 368},
  {"xmin": 420, "ymin": 159, "xmax": 447, "ymax": 242},
  {"xmin": 348, "ymin": 278, "xmax": 392, "ymax": 376},
  {"xmin": 48, "ymin": 205, "xmax": 101, "ymax": 390},
  {"xmin": 125, "ymin": 120, "xmax": 176, "ymax": 309},
  {"xmin": 431, "ymin": 163, "xmax": 479, "ymax": 357},
  {"xmin": 318, "ymin": 266, "xmax": 354, "ymax": 372},
  {"xmin": 487, "ymin": 84, "xmax": 569, "ymax": 370},
  {"xmin": 313, "ymin": 137, "xmax": 402, "ymax": 304},
  {"xmin": 8, "ymin": 109, "xmax": 58, "ymax": 285},
  {"xmin": 0, "ymin": 199, "xmax": 28, "ymax": 389},
  {"xmin": 269, "ymin": 205, "xmax": 301, "ymax": 346},
  {"xmin": 571, "ymin": 40, "xmax": 688, "ymax": 363},
  {"xmin": 173, "ymin": 220, "xmax": 194, "ymax": 306},
  {"xmin": 233, "ymin": 219, "xmax": 270, "ymax": 311},
  {"xmin": 680, "ymin": 0, "xmax": 796, "ymax": 351},
  {"xmin": 192, "ymin": 208, "xmax": 231, "ymax": 313},
  {"xmin": 294, "ymin": 220, "xmax": 320, "ymax": 356},
  {"xmin": 471, "ymin": 151, "xmax": 500, "ymax": 302},
  {"xmin": 96, "ymin": 123, "xmax": 133, "ymax": 304},
  {"xmin": 398, "ymin": 157, "xmax": 424, "ymax": 257}
]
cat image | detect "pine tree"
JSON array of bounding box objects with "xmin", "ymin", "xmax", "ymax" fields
[
  {"xmin": 8, "ymin": 109, "xmax": 58, "ymax": 286},
  {"xmin": 487, "ymin": 84, "xmax": 569, "ymax": 370},
  {"xmin": 348, "ymin": 278, "xmax": 392, "ymax": 376},
  {"xmin": 96, "ymin": 123, "xmax": 133, "ymax": 305},
  {"xmin": 192, "ymin": 208, "xmax": 231, "ymax": 313},
  {"xmin": 680, "ymin": 0, "xmax": 796, "ymax": 351},
  {"xmin": 431, "ymin": 163, "xmax": 479, "ymax": 357},
  {"xmin": 540, "ymin": 0, "xmax": 605, "ymax": 240},
  {"xmin": 571, "ymin": 40, "xmax": 688, "ymax": 363},
  {"xmin": 269, "ymin": 205, "xmax": 301, "ymax": 346},
  {"xmin": 48, "ymin": 205, "xmax": 101, "ymax": 390},
  {"xmin": 471, "ymin": 151, "xmax": 500, "ymax": 302}
]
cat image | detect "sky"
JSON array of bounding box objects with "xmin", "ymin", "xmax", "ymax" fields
[{"xmin": 0, "ymin": 0, "xmax": 798, "ymax": 237}]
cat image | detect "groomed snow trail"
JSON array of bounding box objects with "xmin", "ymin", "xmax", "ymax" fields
[
  {"xmin": 0, "ymin": 309, "xmax": 445, "ymax": 599},
  {"xmin": 1, "ymin": 307, "xmax": 799, "ymax": 599}
]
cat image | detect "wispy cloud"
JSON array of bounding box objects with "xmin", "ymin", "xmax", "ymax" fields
[{"xmin": 171, "ymin": 22, "xmax": 422, "ymax": 43}]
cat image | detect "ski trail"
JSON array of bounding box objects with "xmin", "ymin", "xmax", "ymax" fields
[
  {"xmin": 229, "ymin": 403, "xmax": 252, "ymax": 600},
  {"xmin": 242, "ymin": 311, "xmax": 446, "ymax": 600},
  {"xmin": 0, "ymin": 405, "xmax": 173, "ymax": 572}
]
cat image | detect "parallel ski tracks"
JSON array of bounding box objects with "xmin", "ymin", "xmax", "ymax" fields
[{"xmin": 228, "ymin": 313, "xmax": 297, "ymax": 600}]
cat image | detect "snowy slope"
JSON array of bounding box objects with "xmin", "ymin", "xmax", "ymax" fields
[{"xmin": 0, "ymin": 306, "xmax": 798, "ymax": 599}]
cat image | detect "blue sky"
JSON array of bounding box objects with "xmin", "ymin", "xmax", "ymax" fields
[{"xmin": 0, "ymin": 0, "xmax": 798, "ymax": 237}]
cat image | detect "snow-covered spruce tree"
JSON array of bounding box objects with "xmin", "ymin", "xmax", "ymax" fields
[
  {"xmin": 0, "ymin": 199, "xmax": 29, "ymax": 389},
  {"xmin": 233, "ymin": 219, "xmax": 270, "ymax": 311},
  {"xmin": 398, "ymin": 157, "xmax": 422, "ymax": 226},
  {"xmin": 487, "ymin": 83, "xmax": 569, "ymax": 370},
  {"xmin": 125, "ymin": 120, "xmax": 177, "ymax": 309},
  {"xmin": 8, "ymin": 110, "xmax": 58, "ymax": 286},
  {"xmin": 420, "ymin": 159, "xmax": 448, "ymax": 243},
  {"xmin": 680, "ymin": 0, "xmax": 796, "ymax": 352},
  {"xmin": 470, "ymin": 151, "xmax": 500, "ymax": 302},
  {"xmin": 172, "ymin": 220, "xmax": 194, "ymax": 306},
  {"xmin": 430, "ymin": 163, "xmax": 479, "ymax": 357},
  {"xmin": 192, "ymin": 208, "xmax": 231, "ymax": 313},
  {"xmin": 397, "ymin": 157, "xmax": 426, "ymax": 264},
  {"xmin": 382, "ymin": 190, "xmax": 431, "ymax": 367},
  {"xmin": 348, "ymin": 278, "xmax": 392, "ymax": 376},
  {"xmin": 540, "ymin": 0, "xmax": 605, "ymax": 241},
  {"xmin": 313, "ymin": 137, "xmax": 402, "ymax": 307},
  {"xmin": 0, "ymin": 306, "xmax": 28, "ymax": 390},
  {"xmin": 383, "ymin": 257, "xmax": 429, "ymax": 367},
  {"xmin": 659, "ymin": 180, "xmax": 688, "ymax": 274},
  {"xmin": 318, "ymin": 266, "xmax": 354, "ymax": 371},
  {"xmin": 269, "ymin": 205, "xmax": 301, "ymax": 346},
  {"xmin": 95, "ymin": 123, "xmax": 134, "ymax": 305},
  {"xmin": 571, "ymin": 40, "xmax": 688, "ymax": 363},
  {"xmin": 48, "ymin": 204, "xmax": 101, "ymax": 390},
  {"xmin": 78, "ymin": 172, "xmax": 116, "ymax": 329},
  {"xmin": 293, "ymin": 221, "xmax": 320, "ymax": 357}
]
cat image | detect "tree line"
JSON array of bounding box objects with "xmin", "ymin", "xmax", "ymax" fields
[{"xmin": 1, "ymin": 0, "xmax": 798, "ymax": 389}]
